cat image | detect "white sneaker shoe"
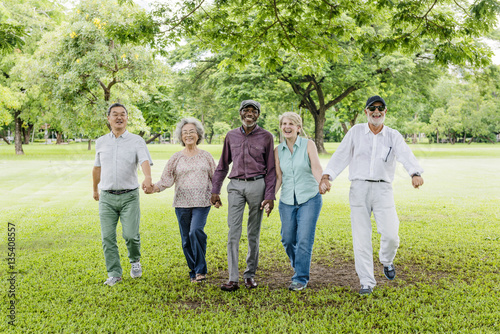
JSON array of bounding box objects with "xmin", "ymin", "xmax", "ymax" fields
[
  {"xmin": 130, "ymin": 261, "xmax": 142, "ymax": 278},
  {"xmin": 104, "ymin": 277, "xmax": 122, "ymax": 286}
]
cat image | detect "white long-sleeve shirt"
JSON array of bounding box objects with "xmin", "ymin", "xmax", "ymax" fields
[{"xmin": 323, "ymin": 124, "xmax": 423, "ymax": 183}]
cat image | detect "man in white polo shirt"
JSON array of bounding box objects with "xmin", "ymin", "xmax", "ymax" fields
[
  {"xmin": 92, "ymin": 103, "xmax": 153, "ymax": 286},
  {"xmin": 319, "ymin": 95, "xmax": 424, "ymax": 295}
]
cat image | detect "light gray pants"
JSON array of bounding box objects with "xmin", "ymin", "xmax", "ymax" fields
[
  {"xmin": 349, "ymin": 180, "xmax": 400, "ymax": 287},
  {"xmin": 226, "ymin": 178, "xmax": 265, "ymax": 282}
]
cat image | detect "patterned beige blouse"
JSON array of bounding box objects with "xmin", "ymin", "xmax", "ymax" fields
[{"xmin": 155, "ymin": 150, "xmax": 216, "ymax": 208}]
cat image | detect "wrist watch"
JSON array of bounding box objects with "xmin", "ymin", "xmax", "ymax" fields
[{"xmin": 411, "ymin": 173, "xmax": 421, "ymax": 178}]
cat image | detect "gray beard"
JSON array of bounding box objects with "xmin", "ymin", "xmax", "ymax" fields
[
  {"xmin": 241, "ymin": 120, "xmax": 256, "ymax": 128},
  {"xmin": 368, "ymin": 115, "xmax": 385, "ymax": 127}
]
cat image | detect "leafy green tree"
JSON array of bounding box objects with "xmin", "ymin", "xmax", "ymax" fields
[
  {"xmin": 0, "ymin": 0, "xmax": 64, "ymax": 154},
  {"xmin": 427, "ymin": 67, "xmax": 500, "ymax": 143},
  {"xmin": 24, "ymin": 0, "xmax": 164, "ymax": 149},
  {"xmin": 151, "ymin": 0, "xmax": 499, "ymax": 152},
  {"xmin": 166, "ymin": 44, "xmax": 298, "ymax": 142}
]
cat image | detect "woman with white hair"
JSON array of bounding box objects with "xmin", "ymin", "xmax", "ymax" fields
[
  {"xmin": 274, "ymin": 112, "xmax": 323, "ymax": 291},
  {"xmin": 147, "ymin": 118, "xmax": 216, "ymax": 283}
]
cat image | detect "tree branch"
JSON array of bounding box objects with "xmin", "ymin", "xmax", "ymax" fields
[
  {"xmin": 272, "ymin": 0, "xmax": 305, "ymax": 62},
  {"xmin": 163, "ymin": 0, "xmax": 206, "ymax": 33}
]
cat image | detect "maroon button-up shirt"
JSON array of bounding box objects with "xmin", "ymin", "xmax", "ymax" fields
[{"xmin": 212, "ymin": 125, "xmax": 276, "ymax": 200}]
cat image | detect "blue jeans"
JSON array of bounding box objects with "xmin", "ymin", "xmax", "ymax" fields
[
  {"xmin": 279, "ymin": 192, "xmax": 322, "ymax": 285},
  {"xmin": 175, "ymin": 207, "xmax": 210, "ymax": 278}
]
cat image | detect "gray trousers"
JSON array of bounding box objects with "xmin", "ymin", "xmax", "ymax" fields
[{"xmin": 226, "ymin": 178, "xmax": 265, "ymax": 281}]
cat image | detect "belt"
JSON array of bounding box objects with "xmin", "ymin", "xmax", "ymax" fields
[
  {"xmin": 365, "ymin": 180, "xmax": 387, "ymax": 183},
  {"xmin": 103, "ymin": 188, "xmax": 138, "ymax": 195},
  {"xmin": 232, "ymin": 175, "xmax": 265, "ymax": 181}
]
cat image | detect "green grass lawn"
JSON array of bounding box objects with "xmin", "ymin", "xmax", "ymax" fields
[{"xmin": 1, "ymin": 142, "xmax": 499, "ymax": 332}]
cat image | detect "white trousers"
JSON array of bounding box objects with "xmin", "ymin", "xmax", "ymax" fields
[{"xmin": 349, "ymin": 180, "xmax": 400, "ymax": 287}]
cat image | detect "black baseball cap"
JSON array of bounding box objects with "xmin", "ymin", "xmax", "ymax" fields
[{"xmin": 365, "ymin": 95, "xmax": 386, "ymax": 108}]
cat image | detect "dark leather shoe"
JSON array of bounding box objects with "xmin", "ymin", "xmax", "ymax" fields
[
  {"xmin": 244, "ymin": 278, "xmax": 258, "ymax": 289},
  {"xmin": 221, "ymin": 281, "xmax": 239, "ymax": 292},
  {"xmin": 384, "ymin": 264, "xmax": 396, "ymax": 280}
]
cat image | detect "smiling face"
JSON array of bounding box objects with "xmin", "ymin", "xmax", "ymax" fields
[
  {"xmin": 107, "ymin": 106, "xmax": 128, "ymax": 134},
  {"xmin": 365, "ymin": 101, "xmax": 386, "ymax": 127},
  {"xmin": 240, "ymin": 106, "xmax": 260, "ymax": 129},
  {"xmin": 280, "ymin": 116, "xmax": 301, "ymax": 140},
  {"xmin": 181, "ymin": 123, "xmax": 199, "ymax": 147}
]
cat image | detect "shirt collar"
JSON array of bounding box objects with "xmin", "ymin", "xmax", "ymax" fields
[
  {"xmin": 280, "ymin": 136, "xmax": 301, "ymax": 151},
  {"xmin": 240, "ymin": 124, "xmax": 260, "ymax": 135},
  {"xmin": 108, "ymin": 130, "xmax": 129, "ymax": 139},
  {"xmin": 364, "ymin": 123, "xmax": 386, "ymax": 136}
]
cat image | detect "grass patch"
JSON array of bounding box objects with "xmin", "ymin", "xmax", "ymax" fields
[{"xmin": 1, "ymin": 143, "xmax": 499, "ymax": 332}]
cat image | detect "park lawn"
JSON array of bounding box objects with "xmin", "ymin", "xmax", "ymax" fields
[{"xmin": 0, "ymin": 142, "xmax": 499, "ymax": 332}]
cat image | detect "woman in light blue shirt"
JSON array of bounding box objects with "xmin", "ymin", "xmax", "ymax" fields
[{"xmin": 274, "ymin": 112, "xmax": 323, "ymax": 291}]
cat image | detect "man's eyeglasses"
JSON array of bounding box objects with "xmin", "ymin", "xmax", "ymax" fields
[{"xmin": 367, "ymin": 105, "xmax": 386, "ymax": 112}]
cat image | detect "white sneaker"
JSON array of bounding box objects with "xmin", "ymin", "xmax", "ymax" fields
[
  {"xmin": 130, "ymin": 261, "xmax": 142, "ymax": 278},
  {"xmin": 104, "ymin": 277, "xmax": 122, "ymax": 286}
]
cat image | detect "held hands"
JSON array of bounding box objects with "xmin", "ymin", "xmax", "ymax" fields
[
  {"xmin": 144, "ymin": 184, "xmax": 159, "ymax": 194},
  {"xmin": 319, "ymin": 176, "xmax": 331, "ymax": 195},
  {"xmin": 142, "ymin": 176, "xmax": 154, "ymax": 194},
  {"xmin": 211, "ymin": 194, "xmax": 222, "ymax": 208},
  {"xmin": 260, "ymin": 200, "xmax": 274, "ymax": 217},
  {"xmin": 412, "ymin": 175, "xmax": 424, "ymax": 189}
]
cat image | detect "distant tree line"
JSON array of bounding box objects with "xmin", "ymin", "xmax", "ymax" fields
[{"xmin": 1, "ymin": 0, "xmax": 500, "ymax": 155}]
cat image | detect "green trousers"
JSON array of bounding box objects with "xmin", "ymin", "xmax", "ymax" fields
[{"xmin": 99, "ymin": 189, "xmax": 141, "ymax": 277}]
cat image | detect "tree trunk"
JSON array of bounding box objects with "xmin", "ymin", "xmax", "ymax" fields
[
  {"xmin": 1, "ymin": 132, "xmax": 10, "ymax": 144},
  {"xmin": 22, "ymin": 123, "xmax": 33, "ymax": 145},
  {"xmin": 207, "ymin": 131, "xmax": 213, "ymax": 144},
  {"xmin": 88, "ymin": 139, "xmax": 92, "ymax": 150},
  {"xmin": 313, "ymin": 108, "xmax": 327, "ymax": 154},
  {"xmin": 146, "ymin": 133, "xmax": 162, "ymax": 144},
  {"xmin": 341, "ymin": 122, "xmax": 349, "ymax": 134},
  {"xmin": 56, "ymin": 132, "xmax": 63, "ymax": 144},
  {"xmin": 14, "ymin": 111, "xmax": 24, "ymax": 155},
  {"xmin": 480, "ymin": 135, "xmax": 495, "ymax": 143},
  {"xmin": 138, "ymin": 131, "xmax": 145, "ymax": 138}
]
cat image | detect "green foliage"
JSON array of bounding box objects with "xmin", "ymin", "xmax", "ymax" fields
[
  {"xmin": 136, "ymin": 86, "xmax": 179, "ymax": 134},
  {"xmin": 24, "ymin": 0, "xmax": 170, "ymax": 139},
  {"xmin": 0, "ymin": 22, "xmax": 25, "ymax": 53},
  {"xmin": 154, "ymin": 0, "xmax": 500, "ymax": 73},
  {"xmin": 426, "ymin": 66, "xmax": 500, "ymax": 143}
]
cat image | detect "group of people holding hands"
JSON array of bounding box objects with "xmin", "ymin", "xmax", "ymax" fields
[{"xmin": 92, "ymin": 95, "xmax": 424, "ymax": 295}]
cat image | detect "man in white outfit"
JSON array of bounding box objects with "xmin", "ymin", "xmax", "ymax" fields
[{"xmin": 319, "ymin": 95, "xmax": 424, "ymax": 295}]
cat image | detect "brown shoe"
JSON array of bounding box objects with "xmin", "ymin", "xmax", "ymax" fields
[
  {"xmin": 221, "ymin": 281, "xmax": 239, "ymax": 292},
  {"xmin": 244, "ymin": 278, "xmax": 258, "ymax": 289},
  {"xmin": 195, "ymin": 274, "xmax": 206, "ymax": 283}
]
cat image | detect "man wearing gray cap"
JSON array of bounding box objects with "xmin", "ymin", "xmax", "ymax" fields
[
  {"xmin": 211, "ymin": 100, "xmax": 276, "ymax": 291},
  {"xmin": 319, "ymin": 95, "xmax": 424, "ymax": 295}
]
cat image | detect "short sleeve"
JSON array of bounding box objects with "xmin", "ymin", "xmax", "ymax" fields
[
  {"xmin": 137, "ymin": 139, "xmax": 153, "ymax": 166},
  {"xmin": 94, "ymin": 140, "xmax": 101, "ymax": 167}
]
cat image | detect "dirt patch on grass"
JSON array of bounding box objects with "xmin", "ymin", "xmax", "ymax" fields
[{"xmin": 210, "ymin": 258, "xmax": 452, "ymax": 293}]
